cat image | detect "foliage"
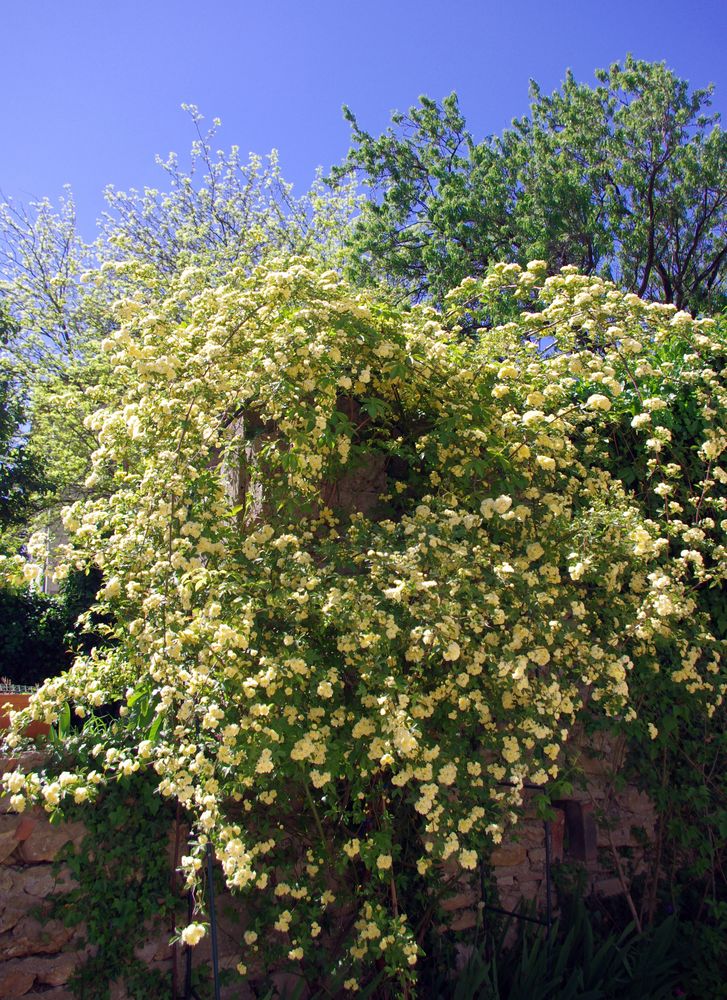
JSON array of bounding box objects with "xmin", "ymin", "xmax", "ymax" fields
[
  {"xmin": 2, "ymin": 254, "xmax": 724, "ymax": 995},
  {"xmin": 450, "ymin": 900, "xmax": 682, "ymax": 1000},
  {"xmin": 99, "ymin": 105, "xmax": 355, "ymax": 287},
  {"xmin": 554, "ymin": 313, "xmax": 727, "ymax": 992},
  {"xmin": 0, "ymin": 568, "xmax": 104, "ymax": 687},
  {"xmin": 0, "ymin": 586, "xmax": 68, "ymax": 685},
  {"xmin": 0, "ymin": 373, "xmax": 47, "ymax": 534},
  {"xmin": 334, "ymin": 56, "xmax": 726, "ymax": 313},
  {"xmin": 0, "ymin": 301, "xmax": 47, "ymax": 536},
  {"xmin": 0, "ymin": 110, "xmax": 355, "ymax": 530},
  {"xmin": 49, "ymin": 770, "xmax": 179, "ymax": 1000}
]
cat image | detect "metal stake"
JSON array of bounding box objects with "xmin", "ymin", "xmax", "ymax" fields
[
  {"xmin": 206, "ymin": 842, "xmax": 222, "ymax": 1000},
  {"xmin": 544, "ymin": 817, "xmax": 553, "ymax": 977}
]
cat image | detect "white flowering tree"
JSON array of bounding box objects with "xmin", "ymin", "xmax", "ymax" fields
[
  {"xmin": 3, "ymin": 257, "xmax": 725, "ymax": 993},
  {"xmin": 0, "ymin": 109, "xmax": 356, "ymax": 530}
]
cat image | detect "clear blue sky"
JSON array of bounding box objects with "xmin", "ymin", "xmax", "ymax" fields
[{"xmin": 3, "ymin": 0, "xmax": 725, "ymax": 237}]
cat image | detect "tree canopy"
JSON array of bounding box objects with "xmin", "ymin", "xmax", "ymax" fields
[
  {"xmin": 0, "ymin": 111, "xmax": 354, "ymax": 532},
  {"xmin": 334, "ymin": 56, "xmax": 726, "ymax": 313}
]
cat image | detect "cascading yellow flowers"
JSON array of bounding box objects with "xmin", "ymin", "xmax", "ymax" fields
[{"xmin": 3, "ymin": 257, "xmax": 725, "ymax": 991}]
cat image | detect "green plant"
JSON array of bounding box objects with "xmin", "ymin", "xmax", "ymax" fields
[
  {"xmin": 0, "ymin": 586, "xmax": 68, "ymax": 685},
  {"xmin": 452, "ymin": 900, "xmax": 682, "ymax": 1000},
  {"xmin": 333, "ymin": 57, "xmax": 726, "ymax": 314},
  {"xmin": 0, "ymin": 567, "xmax": 104, "ymax": 686},
  {"xmin": 50, "ymin": 770, "xmax": 181, "ymax": 1000},
  {"xmin": 4, "ymin": 258, "xmax": 724, "ymax": 995}
]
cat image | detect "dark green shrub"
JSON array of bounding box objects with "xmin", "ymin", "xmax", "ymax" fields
[
  {"xmin": 0, "ymin": 567, "xmax": 103, "ymax": 686},
  {"xmin": 0, "ymin": 586, "xmax": 69, "ymax": 685}
]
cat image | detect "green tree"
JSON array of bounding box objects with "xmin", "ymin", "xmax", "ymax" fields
[
  {"xmin": 334, "ymin": 56, "xmax": 726, "ymax": 313},
  {"xmin": 0, "ymin": 303, "xmax": 47, "ymax": 536}
]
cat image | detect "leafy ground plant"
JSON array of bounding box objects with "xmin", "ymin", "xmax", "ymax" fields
[{"xmin": 450, "ymin": 899, "xmax": 682, "ymax": 1000}]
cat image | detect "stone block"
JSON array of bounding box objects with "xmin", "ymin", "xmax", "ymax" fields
[
  {"xmin": 0, "ymin": 829, "xmax": 19, "ymax": 864},
  {"xmin": 16, "ymin": 868, "xmax": 57, "ymax": 898},
  {"xmin": 151, "ymin": 936, "xmax": 173, "ymax": 962},
  {"xmin": 596, "ymin": 825, "xmax": 635, "ymax": 849},
  {"xmin": 593, "ymin": 877, "xmax": 625, "ymax": 898},
  {"xmin": 17, "ymin": 824, "xmax": 72, "ymax": 864},
  {"xmin": 450, "ymin": 908, "xmax": 478, "ymax": 932},
  {"xmin": 133, "ymin": 939, "xmax": 160, "ymax": 964},
  {"xmin": 0, "ymin": 915, "xmax": 75, "ymax": 959},
  {"xmin": 494, "ymin": 865, "xmax": 531, "ymax": 880},
  {"xmin": 440, "ymin": 891, "xmax": 478, "ymax": 913},
  {"xmin": 0, "ymin": 896, "xmax": 28, "ymax": 935},
  {"xmin": 0, "ymin": 958, "xmax": 36, "ymax": 996},
  {"xmin": 514, "ymin": 880, "xmax": 543, "ymax": 899},
  {"xmin": 13, "ymin": 818, "xmax": 36, "ymax": 843},
  {"xmin": 490, "ymin": 843, "xmax": 527, "ymax": 867},
  {"xmin": 0, "ymin": 753, "xmax": 46, "ymax": 777},
  {"xmin": 20, "ymin": 993, "xmax": 75, "ymax": 1000},
  {"xmin": 518, "ymin": 824, "xmax": 548, "ymax": 848},
  {"xmin": 0, "ymin": 815, "xmax": 23, "ymax": 836},
  {"xmin": 28, "ymin": 952, "xmax": 79, "ymax": 987}
]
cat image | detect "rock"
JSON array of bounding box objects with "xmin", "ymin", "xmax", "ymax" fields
[
  {"xmin": 514, "ymin": 880, "xmax": 544, "ymax": 900},
  {"xmin": 0, "ymin": 958, "xmax": 36, "ymax": 996},
  {"xmin": 151, "ymin": 936, "xmax": 173, "ymax": 962},
  {"xmin": 321, "ymin": 451, "xmax": 388, "ymax": 517},
  {"xmin": 593, "ymin": 877, "xmax": 625, "ymax": 898},
  {"xmin": 0, "ymin": 955, "xmax": 77, "ymax": 994},
  {"xmin": 0, "ymin": 915, "xmax": 75, "ymax": 959},
  {"xmin": 0, "ymin": 753, "xmax": 46, "ymax": 777},
  {"xmin": 0, "ymin": 897, "xmax": 28, "ymax": 934},
  {"xmin": 16, "ymin": 868, "xmax": 57, "ymax": 898},
  {"xmin": 518, "ymin": 824, "xmax": 548, "ymax": 848},
  {"xmin": 596, "ymin": 825, "xmax": 634, "ymax": 849},
  {"xmin": 450, "ymin": 908, "xmax": 478, "ymax": 932},
  {"xmin": 22, "ymin": 991, "xmax": 76, "ymax": 1000},
  {"xmin": 0, "ymin": 815, "xmax": 23, "ymax": 836},
  {"xmin": 0, "ymin": 830, "xmax": 19, "ymax": 864},
  {"xmin": 29, "ymin": 952, "xmax": 78, "ymax": 987},
  {"xmin": 133, "ymin": 939, "xmax": 159, "ymax": 964},
  {"xmin": 490, "ymin": 844, "xmax": 527, "ymax": 867},
  {"xmin": 494, "ymin": 865, "xmax": 534, "ymax": 880},
  {"xmin": 13, "ymin": 818, "xmax": 36, "ymax": 844},
  {"xmin": 109, "ymin": 983, "xmax": 130, "ymax": 1000},
  {"xmin": 17, "ymin": 824, "xmax": 72, "ymax": 864},
  {"xmin": 440, "ymin": 891, "xmax": 478, "ymax": 912}
]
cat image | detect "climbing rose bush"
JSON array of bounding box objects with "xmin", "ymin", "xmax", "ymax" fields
[{"xmin": 3, "ymin": 258, "xmax": 725, "ymax": 992}]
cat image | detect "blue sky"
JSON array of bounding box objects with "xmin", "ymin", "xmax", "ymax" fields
[{"xmin": 3, "ymin": 0, "xmax": 726, "ymax": 237}]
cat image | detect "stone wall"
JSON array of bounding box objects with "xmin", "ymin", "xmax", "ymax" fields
[
  {"xmin": 438, "ymin": 725, "xmax": 657, "ymax": 940},
  {"xmin": 1, "ymin": 755, "xmax": 84, "ymax": 1000},
  {"xmin": 1, "ymin": 746, "xmax": 657, "ymax": 999}
]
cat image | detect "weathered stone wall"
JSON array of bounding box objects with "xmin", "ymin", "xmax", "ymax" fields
[
  {"xmin": 441, "ymin": 772, "xmax": 656, "ymax": 935},
  {"xmin": 1, "ymin": 747, "xmax": 657, "ymax": 999},
  {"xmin": 0, "ymin": 755, "xmax": 85, "ymax": 1000}
]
